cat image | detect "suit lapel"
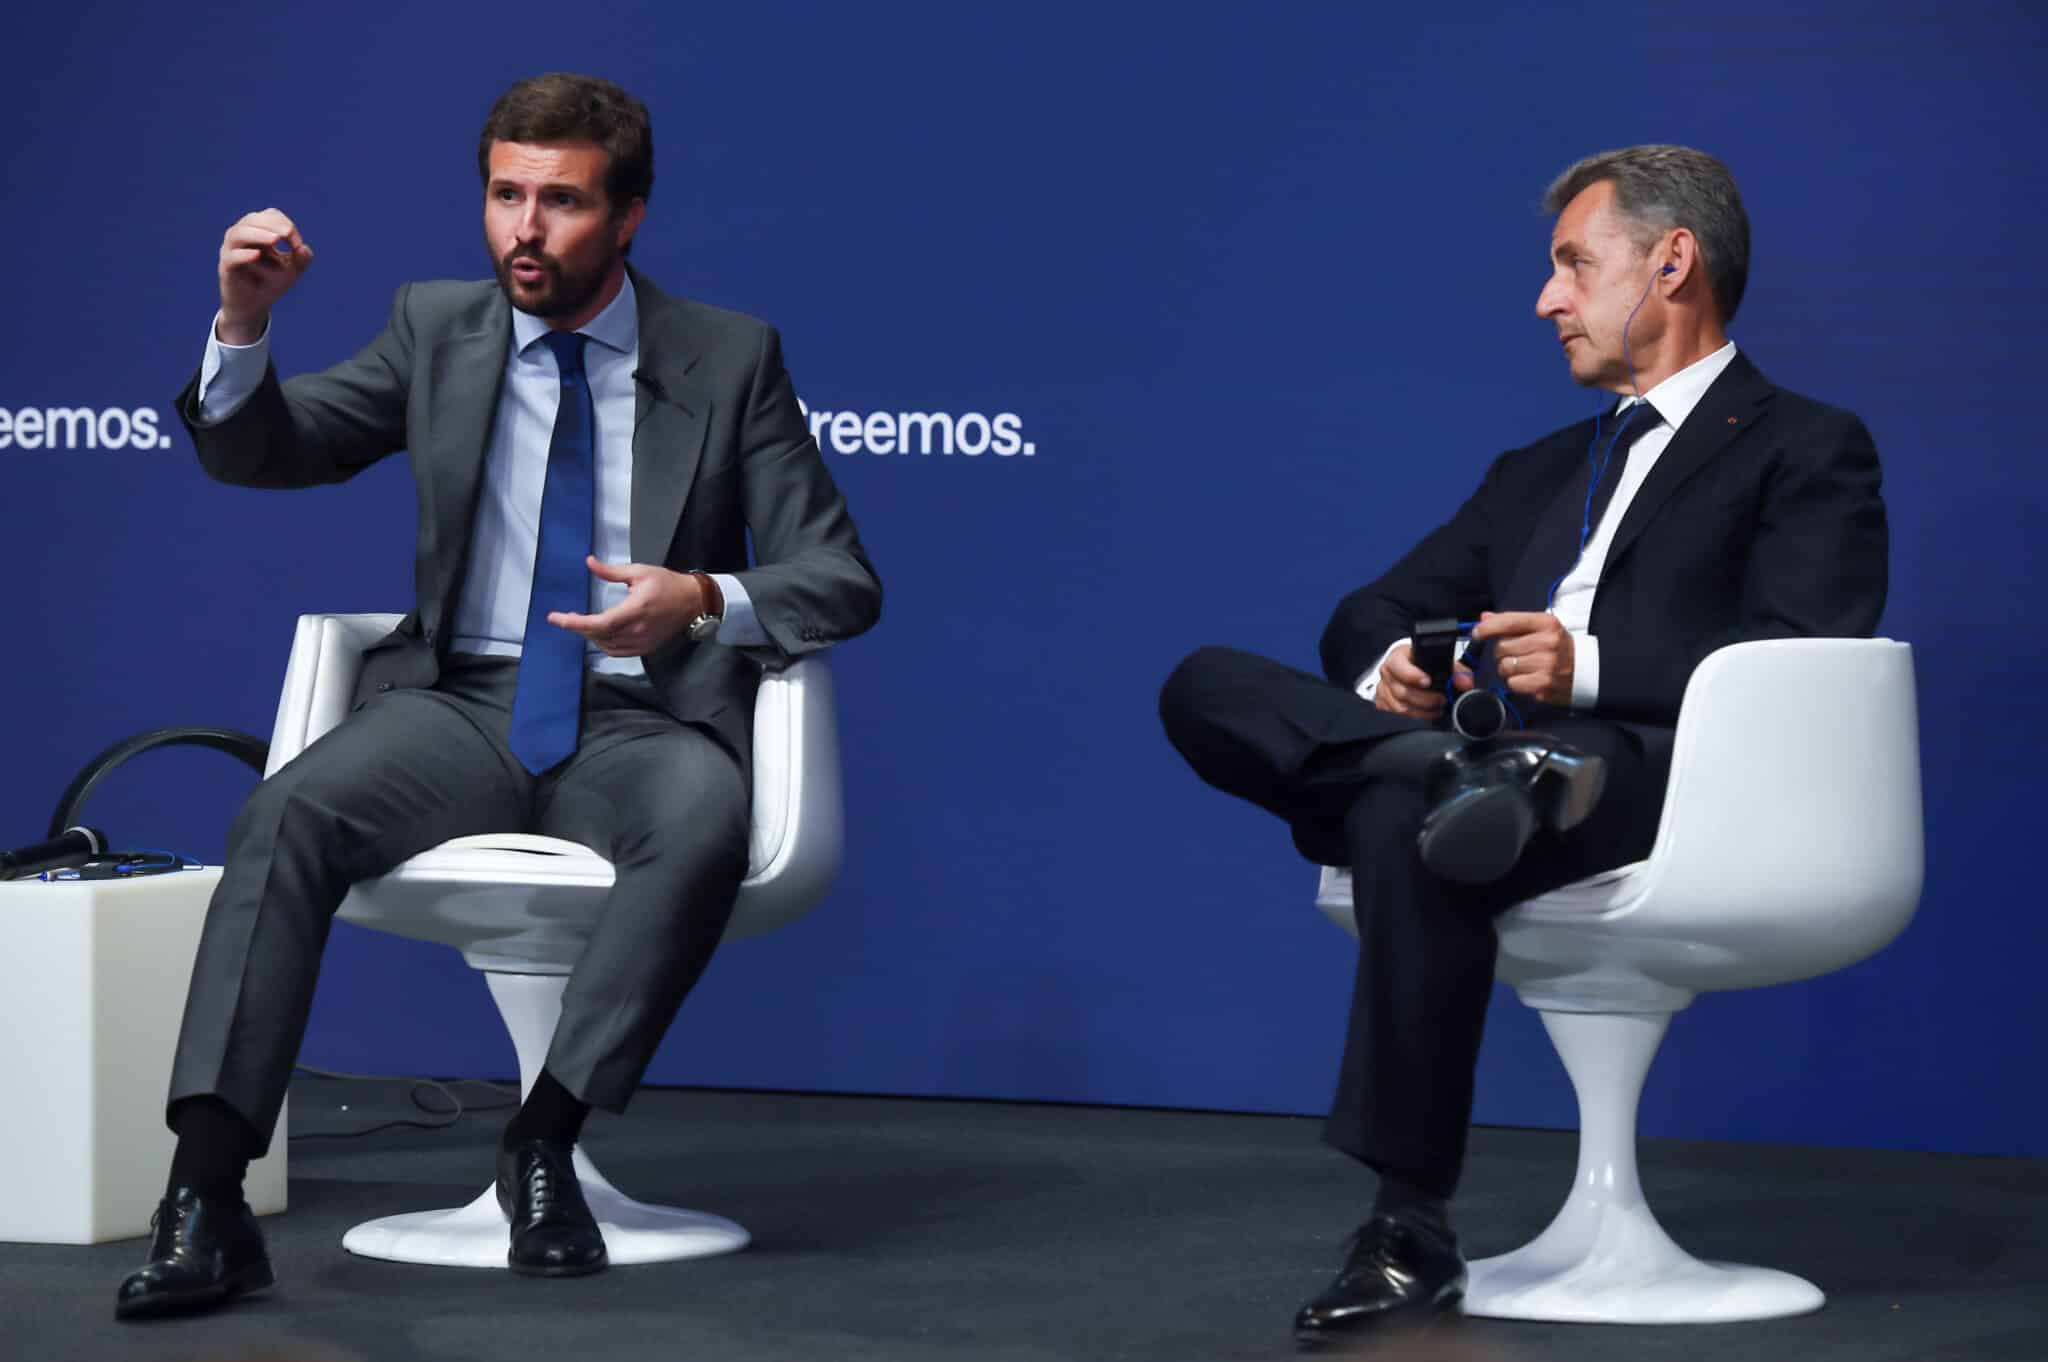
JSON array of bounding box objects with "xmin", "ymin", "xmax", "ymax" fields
[
  {"xmin": 1603, "ymin": 352, "xmax": 1776, "ymax": 572},
  {"xmin": 419, "ymin": 293, "xmax": 510, "ymax": 638},
  {"xmin": 627, "ymin": 269, "xmax": 710, "ymax": 567}
]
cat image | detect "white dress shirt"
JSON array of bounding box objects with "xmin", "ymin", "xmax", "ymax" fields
[
  {"xmin": 195, "ymin": 277, "xmax": 762, "ymax": 674},
  {"xmin": 1356, "ymin": 342, "xmax": 1739, "ymax": 709}
]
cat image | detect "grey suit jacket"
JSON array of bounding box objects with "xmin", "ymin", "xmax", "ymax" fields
[{"xmin": 177, "ymin": 265, "xmax": 882, "ymax": 773}]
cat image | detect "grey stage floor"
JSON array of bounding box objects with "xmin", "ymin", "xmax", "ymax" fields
[{"xmin": 2, "ymin": 1077, "xmax": 2043, "ymax": 1362}]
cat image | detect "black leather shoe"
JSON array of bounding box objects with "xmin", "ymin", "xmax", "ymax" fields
[
  {"xmin": 1418, "ymin": 744, "xmax": 1539, "ymax": 883},
  {"xmin": 497, "ymin": 1139, "xmax": 609, "ymax": 1277},
  {"xmin": 1416, "ymin": 737, "xmax": 1606, "ymax": 883},
  {"xmin": 1294, "ymin": 1212, "xmax": 1466, "ymax": 1345},
  {"xmin": 114, "ymin": 1186, "xmax": 274, "ymax": 1321}
]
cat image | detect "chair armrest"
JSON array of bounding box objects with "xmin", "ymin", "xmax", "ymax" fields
[
  {"xmin": 731, "ymin": 654, "xmax": 845, "ymax": 935},
  {"xmin": 1632, "ymin": 636, "xmax": 1922, "ymax": 960},
  {"xmin": 265, "ymin": 614, "xmax": 404, "ymax": 776}
]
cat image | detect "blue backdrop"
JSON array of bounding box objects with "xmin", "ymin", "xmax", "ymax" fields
[{"xmin": 2, "ymin": 1, "xmax": 2041, "ymax": 1157}]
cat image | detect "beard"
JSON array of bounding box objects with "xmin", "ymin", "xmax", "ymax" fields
[{"xmin": 491, "ymin": 242, "xmax": 613, "ymax": 321}]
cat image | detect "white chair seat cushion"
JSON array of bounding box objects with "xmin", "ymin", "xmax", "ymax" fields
[
  {"xmin": 1316, "ymin": 861, "xmax": 1649, "ymax": 935},
  {"xmin": 1507, "ymin": 862, "xmax": 1647, "ymax": 921},
  {"xmin": 388, "ymin": 834, "xmax": 612, "ymax": 888},
  {"xmin": 393, "ymin": 823, "xmax": 777, "ymax": 888}
]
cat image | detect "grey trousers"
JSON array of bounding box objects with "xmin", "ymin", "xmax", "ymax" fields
[{"xmin": 168, "ymin": 655, "xmax": 750, "ymax": 1153}]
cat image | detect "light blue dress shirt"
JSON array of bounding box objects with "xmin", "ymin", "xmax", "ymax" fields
[{"xmin": 195, "ymin": 276, "xmax": 761, "ymax": 675}]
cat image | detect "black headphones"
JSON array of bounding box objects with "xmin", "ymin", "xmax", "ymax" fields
[
  {"xmin": 0, "ymin": 727, "xmax": 270, "ymax": 881},
  {"xmin": 45, "ymin": 726, "xmax": 269, "ymax": 837}
]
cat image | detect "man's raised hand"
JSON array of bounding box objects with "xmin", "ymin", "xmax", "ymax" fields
[{"xmin": 217, "ymin": 209, "xmax": 313, "ymax": 345}]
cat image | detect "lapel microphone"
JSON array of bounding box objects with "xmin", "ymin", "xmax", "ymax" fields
[{"xmin": 1, "ymin": 826, "xmax": 109, "ymax": 880}]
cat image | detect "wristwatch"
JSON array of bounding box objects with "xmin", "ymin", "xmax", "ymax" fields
[{"xmin": 685, "ymin": 571, "xmax": 724, "ymax": 642}]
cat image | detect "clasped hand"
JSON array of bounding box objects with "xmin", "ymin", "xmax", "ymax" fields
[
  {"xmin": 1374, "ymin": 610, "xmax": 1575, "ymax": 716},
  {"xmin": 548, "ymin": 557, "xmax": 708, "ymax": 657},
  {"xmin": 1468, "ymin": 611, "xmax": 1574, "ymax": 707}
]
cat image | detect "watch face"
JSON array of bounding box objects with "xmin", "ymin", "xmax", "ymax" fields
[{"xmin": 688, "ymin": 614, "xmax": 720, "ymax": 642}]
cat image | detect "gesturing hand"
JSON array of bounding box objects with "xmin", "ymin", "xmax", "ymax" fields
[
  {"xmin": 218, "ymin": 209, "xmax": 313, "ymax": 345},
  {"xmin": 547, "ymin": 557, "xmax": 709, "ymax": 657},
  {"xmin": 1469, "ymin": 611, "xmax": 1575, "ymax": 707}
]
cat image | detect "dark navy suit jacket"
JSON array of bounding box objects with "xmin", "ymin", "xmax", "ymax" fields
[{"xmin": 1320, "ymin": 352, "xmax": 1889, "ymax": 754}]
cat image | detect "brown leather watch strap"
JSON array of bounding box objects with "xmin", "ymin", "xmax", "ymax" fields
[{"xmin": 687, "ymin": 571, "xmax": 725, "ymax": 619}]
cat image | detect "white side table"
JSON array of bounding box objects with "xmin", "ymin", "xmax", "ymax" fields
[{"xmin": 0, "ymin": 868, "xmax": 287, "ymax": 1243}]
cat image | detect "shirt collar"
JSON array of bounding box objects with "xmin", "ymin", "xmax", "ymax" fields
[
  {"xmin": 1618, "ymin": 340, "xmax": 1738, "ymax": 432},
  {"xmin": 510, "ymin": 271, "xmax": 639, "ymax": 359}
]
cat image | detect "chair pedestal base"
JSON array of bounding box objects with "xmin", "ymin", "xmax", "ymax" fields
[
  {"xmin": 341, "ymin": 1146, "xmax": 749, "ymax": 1268},
  {"xmin": 340, "ymin": 970, "xmax": 749, "ymax": 1269},
  {"xmin": 1464, "ymin": 1218, "xmax": 1823, "ymax": 1323},
  {"xmin": 1462, "ymin": 1007, "xmax": 1824, "ymax": 1324}
]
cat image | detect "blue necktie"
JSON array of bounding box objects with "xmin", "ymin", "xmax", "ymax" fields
[
  {"xmin": 1503, "ymin": 399, "xmax": 1663, "ymax": 615},
  {"xmin": 507, "ymin": 331, "xmax": 595, "ymax": 774}
]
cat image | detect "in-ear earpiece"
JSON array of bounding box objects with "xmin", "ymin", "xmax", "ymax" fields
[{"xmin": 1660, "ymin": 264, "xmax": 1676, "ymax": 275}]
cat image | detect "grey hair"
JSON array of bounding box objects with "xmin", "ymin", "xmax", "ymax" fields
[{"xmin": 1544, "ymin": 145, "xmax": 1751, "ymax": 325}]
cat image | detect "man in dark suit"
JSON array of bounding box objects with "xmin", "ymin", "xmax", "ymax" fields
[
  {"xmin": 118, "ymin": 73, "xmax": 881, "ymax": 1318},
  {"xmin": 1159, "ymin": 145, "xmax": 1885, "ymax": 1343}
]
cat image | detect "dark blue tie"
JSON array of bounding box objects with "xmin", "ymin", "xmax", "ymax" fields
[
  {"xmin": 507, "ymin": 331, "xmax": 595, "ymax": 774},
  {"xmin": 1502, "ymin": 399, "xmax": 1663, "ymax": 615}
]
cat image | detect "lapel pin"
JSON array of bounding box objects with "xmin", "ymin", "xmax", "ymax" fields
[{"xmin": 1726, "ymin": 416, "xmax": 1738, "ymax": 424}]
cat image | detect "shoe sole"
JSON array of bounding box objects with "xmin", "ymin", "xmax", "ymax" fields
[
  {"xmin": 114, "ymin": 1259, "xmax": 276, "ymax": 1321},
  {"xmin": 1533, "ymin": 750, "xmax": 1607, "ymax": 832},
  {"xmin": 507, "ymin": 1250, "xmax": 610, "ymax": 1278},
  {"xmin": 1417, "ymin": 784, "xmax": 1536, "ymax": 885}
]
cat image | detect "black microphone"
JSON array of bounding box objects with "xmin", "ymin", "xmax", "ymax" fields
[
  {"xmin": 1, "ymin": 826, "xmax": 109, "ymax": 880},
  {"xmin": 631, "ymin": 369, "xmax": 668, "ymax": 402}
]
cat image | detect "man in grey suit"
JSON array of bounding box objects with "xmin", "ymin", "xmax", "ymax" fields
[{"xmin": 117, "ymin": 73, "xmax": 881, "ymax": 1319}]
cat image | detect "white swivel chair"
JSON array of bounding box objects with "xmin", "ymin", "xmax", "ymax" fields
[
  {"xmin": 266, "ymin": 613, "xmax": 843, "ymax": 1268},
  {"xmin": 1316, "ymin": 637, "xmax": 1922, "ymax": 1323}
]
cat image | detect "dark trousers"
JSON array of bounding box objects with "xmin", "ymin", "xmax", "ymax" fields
[
  {"xmin": 169, "ymin": 655, "xmax": 750, "ymax": 1153},
  {"xmin": 1158, "ymin": 646, "xmax": 1668, "ymax": 1196}
]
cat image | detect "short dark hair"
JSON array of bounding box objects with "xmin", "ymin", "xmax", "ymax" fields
[
  {"xmin": 477, "ymin": 73, "xmax": 654, "ymax": 211},
  {"xmin": 1544, "ymin": 145, "xmax": 1750, "ymax": 325}
]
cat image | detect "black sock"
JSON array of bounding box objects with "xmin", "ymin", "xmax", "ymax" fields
[
  {"xmin": 167, "ymin": 1096, "xmax": 259, "ymax": 1200},
  {"xmin": 1372, "ymin": 1167, "xmax": 1451, "ymax": 1233},
  {"xmin": 503, "ymin": 1069, "xmax": 590, "ymax": 1148}
]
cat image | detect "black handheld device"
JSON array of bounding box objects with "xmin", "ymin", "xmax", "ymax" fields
[
  {"xmin": 1409, "ymin": 617, "xmax": 1461, "ymax": 688},
  {"xmin": 1409, "ymin": 619, "xmax": 1510, "ymax": 739}
]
